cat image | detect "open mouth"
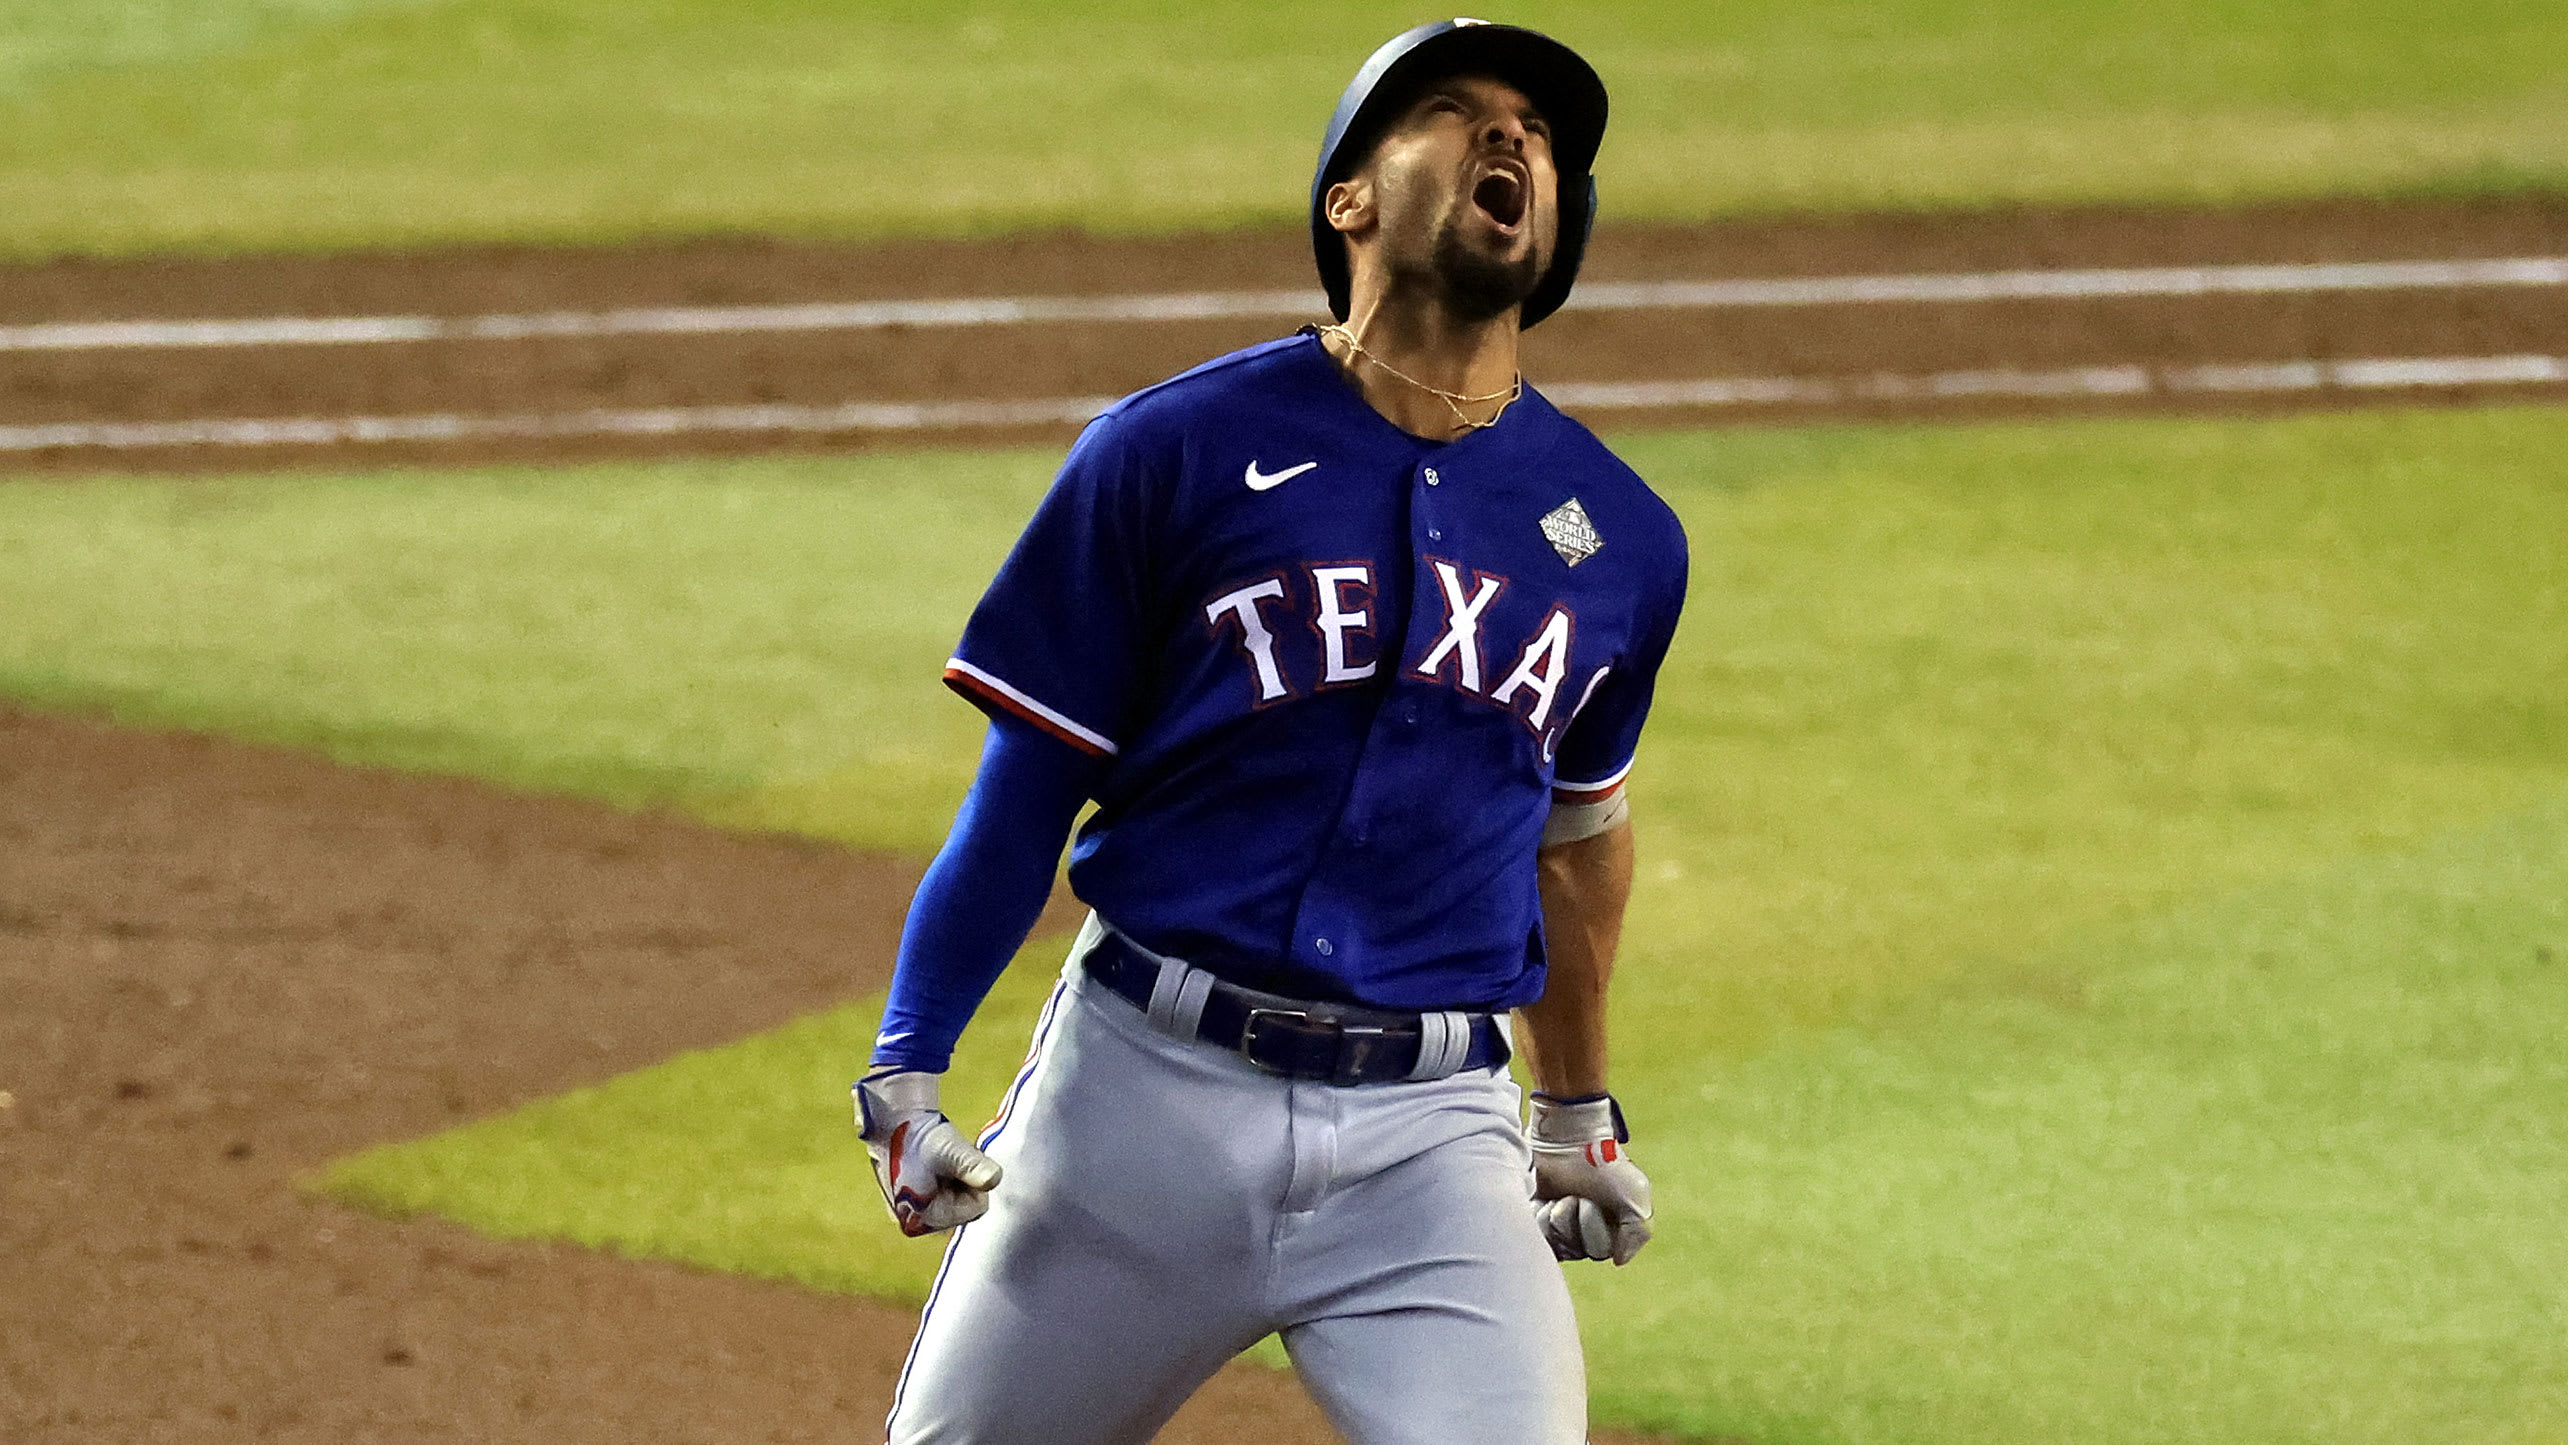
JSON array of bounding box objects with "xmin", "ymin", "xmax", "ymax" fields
[{"xmin": 1471, "ymin": 169, "xmax": 1527, "ymax": 231}]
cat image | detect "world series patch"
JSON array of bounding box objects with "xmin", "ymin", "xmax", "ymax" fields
[{"xmin": 1538, "ymin": 497, "xmax": 1603, "ymax": 567}]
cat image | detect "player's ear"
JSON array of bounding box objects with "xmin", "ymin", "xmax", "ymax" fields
[{"xmin": 1324, "ymin": 175, "xmax": 1376, "ymax": 237}]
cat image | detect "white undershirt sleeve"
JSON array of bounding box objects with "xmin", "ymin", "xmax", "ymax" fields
[{"xmin": 1540, "ymin": 787, "xmax": 1630, "ymax": 850}]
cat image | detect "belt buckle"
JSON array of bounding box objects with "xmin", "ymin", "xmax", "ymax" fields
[
  {"xmin": 1240, "ymin": 1007, "xmax": 1398, "ymax": 1084},
  {"xmin": 1240, "ymin": 1007, "xmax": 1317, "ymax": 1078}
]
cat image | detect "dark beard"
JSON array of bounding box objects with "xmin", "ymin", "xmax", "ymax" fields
[{"xmin": 1428, "ymin": 214, "xmax": 1545, "ymax": 323}]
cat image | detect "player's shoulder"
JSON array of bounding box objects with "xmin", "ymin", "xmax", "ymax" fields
[
  {"xmin": 1517, "ymin": 387, "xmax": 1690, "ymax": 577},
  {"xmin": 1049, "ymin": 334, "xmax": 1326, "ymax": 509},
  {"xmin": 1094, "ymin": 333, "xmax": 1322, "ymax": 439},
  {"xmin": 1053, "ymin": 334, "xmax": 1319, "ymax": 485}
]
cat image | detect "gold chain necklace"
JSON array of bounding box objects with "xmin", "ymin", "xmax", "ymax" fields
[{"xmin": 1318, "ymin": 323, "xmax": 1522, "ymax": 433}]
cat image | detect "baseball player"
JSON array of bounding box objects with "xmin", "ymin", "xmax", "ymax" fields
[{"xmin": 854, "ymin": 20, "xmax": 1686, "ymax": 1443}]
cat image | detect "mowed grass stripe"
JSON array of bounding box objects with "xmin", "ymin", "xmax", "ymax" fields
[
  {"xmin": 2, "ymin": 0, "xmax": 2565, "ymax": 257},
  {"xmin": 0, "ymin": 449, "xmax": 1060, "ymax": 852},
  {"xmin": 1589, "ymin": 788, "xmax": 2568, "ymax": 1443}
]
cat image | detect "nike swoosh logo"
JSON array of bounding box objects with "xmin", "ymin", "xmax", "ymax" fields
[{"xmin": 1245, "ymin": 459, "xmax": 1318, "ymax": 492}]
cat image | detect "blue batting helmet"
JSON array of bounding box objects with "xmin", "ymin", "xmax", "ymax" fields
[{"xmin": 1309, "ymin": 19, "xmax": 1609, "ymax": 329}]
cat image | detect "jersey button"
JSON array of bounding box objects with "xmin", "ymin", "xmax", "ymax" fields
[
  {"xmin": 1424, "ymin": 467, "xmax": 1441, "ymax": 486},
  {"xmin": 1428, "ymin": 527, "xmax": 1443, "ymax": 541},
  {"xmin": 1315, "ymin": 937, "xmax": 1334, "ymax": 956}
]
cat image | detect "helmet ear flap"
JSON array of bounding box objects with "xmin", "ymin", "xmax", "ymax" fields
[{"xmin": 1517, "ymin": 172, "xmax": 1595, "ymax": 330}]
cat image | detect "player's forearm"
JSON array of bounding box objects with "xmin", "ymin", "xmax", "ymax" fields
[
  {"xmin": 1518, "ymin": 818, "xmax": 1635, "ymax": 1098},
  {"xmin": 871, "ymin": 718, "xmax": 1098, "ymax": 1073}
]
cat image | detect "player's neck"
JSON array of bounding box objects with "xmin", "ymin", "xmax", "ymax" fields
[{"xmin": 1322, "ymin": 288, "xmax": 1523, "ymax": 442}]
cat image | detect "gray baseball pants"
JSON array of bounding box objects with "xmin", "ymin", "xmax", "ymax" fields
[{"xmin": 884, "ymin": 915, "xmax": 1586, "ymax": 1444}]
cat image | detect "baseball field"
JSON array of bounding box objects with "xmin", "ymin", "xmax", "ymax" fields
[{"xmin": 4, "ymin": 3, "xmax": 2565, "ymax": 1443}]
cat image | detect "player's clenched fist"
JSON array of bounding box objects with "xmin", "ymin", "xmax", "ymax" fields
[
  {"xmin": 854, "ymin": 1070, "xmax": 1003, "ymax": 1237},
  {"xmin": 1528, "ymin": 1092, "xmax": 1653, "ymax": 1266}
]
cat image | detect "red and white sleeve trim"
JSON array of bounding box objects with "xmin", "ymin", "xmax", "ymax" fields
[
  {"xmin": 942, "ymin": 657, "xmax": 1118, "ymax": 757},
  {"xmin": 1550, "ymin": 755, "xmax": 1633, "ymax": 803}
]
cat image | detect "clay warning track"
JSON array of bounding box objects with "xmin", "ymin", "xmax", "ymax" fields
[
  {"xmin": 0, "ymin": 708, "xmax": 1522, "ymax": 1444},
  {"xmin": 3, "ymin": 195, "xmax": 2566, "ymax": 473}
]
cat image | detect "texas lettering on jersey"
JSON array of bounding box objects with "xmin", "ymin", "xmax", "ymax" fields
[
  {"xmin": 940, "ymin": 332, "xmax": 1687, "ymax": 1010},
  {"xmin": 1203, "ymin": 560, "xmax": 1599, "ymax": 763}
]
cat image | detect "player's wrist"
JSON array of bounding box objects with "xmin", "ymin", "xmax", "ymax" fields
[
  {"xmin": 853, "ymin": 1068, "xmax": 944, "ymax": 1141},
  {"xmin": 1528, "ymin": 1090, "xmax": 1627, "ymax": 1146},
  {"xmin": 868, "ymin": 1036, "xmax": 956, "ymax": 1074}
]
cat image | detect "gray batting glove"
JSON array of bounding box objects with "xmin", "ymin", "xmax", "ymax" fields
[
  {"xmin": 854, "ymin": 1069, "xmax": 1003, "ymax": 1238},
  {"xmin": 1529, "ymin": 1092, "xmax": 1654, "ymax": 1266}
]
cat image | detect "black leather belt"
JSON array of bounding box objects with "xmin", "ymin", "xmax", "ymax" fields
[{"xmin": 1082, "ymin": 929, "xmax": 1509, "ymax": 1085}]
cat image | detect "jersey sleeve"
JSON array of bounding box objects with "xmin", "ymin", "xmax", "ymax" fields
[
  {"xmin": 871, "ymin": 715, "xmax": 1100, "ymax": 1074},
  {"xmin": 943, "ymin": 414, "xmax": 1163, "ymax": 757},
  {"xmin": 1551, "ymin": 535, "xmax": 1688, "ymax": 802}
]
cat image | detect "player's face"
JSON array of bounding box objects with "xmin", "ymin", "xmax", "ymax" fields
[{"xmin": 1352, "ymin": 74, "xmax": 1560, "ymax": 322}]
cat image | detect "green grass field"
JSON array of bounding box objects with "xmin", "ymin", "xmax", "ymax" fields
[
  {"xmin": 0, "ymin": 451, "xmax": 1052, "ymax": 852},
  {"xmin": 4, "ymin": 0, "xmax": 2565, "ymax": 258},
  {"xmin": 321, "ymin": 786, "xmax": 2568, "ymax": 1445},
  {"xmin": 8, "ymin": 404, "xmax": 2565, "ymax": 1441}
]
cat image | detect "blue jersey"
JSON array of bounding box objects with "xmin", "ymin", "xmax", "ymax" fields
[{"xmin": 942, "ymin": 330, "xmax": 1688, "ymax": 1011}]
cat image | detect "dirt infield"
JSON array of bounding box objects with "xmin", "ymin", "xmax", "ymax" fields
[
  {"xmin": 5, "ymin": 195, "xmax": 2566, "ymax": 470},
  {"xmin": 0, "ymin": 708, "xmax": 1687, "ymax": 1445},
  {"xmin": 0, "ymin": 707, "xmax": 1497, "ymax": 1444}
]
